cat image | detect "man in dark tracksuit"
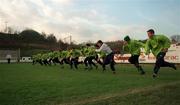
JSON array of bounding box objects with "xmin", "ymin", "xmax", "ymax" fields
[
  {"xmin": 123, "ymin": 36, "xmax": 145, "ymax": 75},
  {"xmin": 96, "ymin": 40, "xmax": 116, "ymax": 74},
  {"xmin": 145, "ymin": 29, "xmax": 177, "ymax": 78}
]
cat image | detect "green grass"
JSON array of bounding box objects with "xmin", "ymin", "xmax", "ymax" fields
[
  {"xmin": 0, "ymin": 63, "xmax": 179, "ymax": 105},
  {"xmin": 85, "ymin": 82, "xmax": 180, "ymax": 105}
]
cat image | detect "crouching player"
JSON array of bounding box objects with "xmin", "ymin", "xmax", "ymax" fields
[
  {"xmin": 32, "ymin": 54, "xmax": 43, "ymax": 65},
  {"xmin": 87, "ymin": 45, "xmax": 98, "ymax": 70},
  {"xmin": 69, "ymin": 48, "xmax": 81, "ymax": 70},
  {"xmin": 83, "ymin": 44, "xmax": 98, "ymax": 70},
  {"xmin": 96, "ymin": 40, "xmax": 116, "ymax": 74},
  {"xmin": 42, "ymin": 53, "xmax": 50, "ymax": 66},
  {"xmin": 60, "ymin": 50, "xmax": 71, "ymax": 68},
  {"xmin": 123, "ymin": 36, "xmax": 145, "ymax": 75}
]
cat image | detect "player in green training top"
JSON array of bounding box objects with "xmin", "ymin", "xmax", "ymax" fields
[
  {"xmin": 83, "ymin": 44, "xmax": 90, "ymax": 69},
  {"xmin": 32, "ymin": 53, "xmax": 43, "ymax": 65},
  {"xmin": 60, "ymin": 50, "xmax": 71, "ymax": 67},
  {"xmin": 87, "ymin": 44, "xmax": 98, "ymax": 70},
  {"xmin": 123, "ymin": 36, "xmax": 145, "ymax": 75},
  {"xmin": 83, "ymin": 44, "xmax": 98, "ymax": 70},
  {"xmin": 69, "ymin": 48, "xmax": 81, "ymax": 69},
  {"xmin": 145, "ymin": 29, "xmax": 176, "ymax": 78},
  {"xmin": 41, "ymin": 53, "xmax": 50, "ymax": 65}
]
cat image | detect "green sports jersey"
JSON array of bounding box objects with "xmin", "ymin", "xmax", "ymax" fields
[
  {"xmin": 71, "ymin": 49, "xmax": 81, "ymax": 58},
  {"xmin": 32, "ymin": 55, "xmax": 38, "ymax": 60},
  {"xmin": 49, "ymin": 52, "xmax": 55, "ymax": 59},
  {"xmin": 36, "ymin": 54, "xmax": 42, "ymax": 60},
  {"xmin": 123, "ymin": 40, "xmax": 145, "ymax": 55},
  {"xmin": 52, "ymin": 51, "xmax": 60, "ymax": 58},
  {"xmin": 42, "ymin": 54, "xmax": 48, "ymax": 60},
  {"xmin": 145, "ymin": 35, "xmax": 171, "ymax": 56},
  {"xmin": 66, "ymin": 50, "xmax": 72, "ymax": 58},
  {"xmin": 87, "ymin": 46, "xmax": 97, "ymax": 57},
  {"xmin": 57, "ymin": 51, "xmax": 62, "ymax": 58},
  {"xmin": 80, "ymin": 49, "xmax": 85, "ymax": 56},
  {"xmin": 82, "ymin": 46, "xmax": 96, "ymax": 57},
  {"xmin": 97, "ymin": 51, "xmax": 106, "ymax": 58},
  {"xmin": 48, "ymin": 52, "xmax": 54, "ymax": 58},
  {"xmin": 82, "ymin": 47, "xmax": 89, "ymax": 57},
  {"xmin": 61, "ymin": 51, "xmax": 68, "ymax": 58}
]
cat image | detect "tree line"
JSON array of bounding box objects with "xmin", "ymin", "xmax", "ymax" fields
[
  {"xmin": 0, "ymin": 28, "xmax": 179, "ymax": 56},
  {"xmin": 0, "ymin": 29, "xmax": 71, "ymax": 50}
]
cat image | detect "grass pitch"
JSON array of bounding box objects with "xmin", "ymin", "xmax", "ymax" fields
[{"xmin": 0, "ymin": 63, "xmax": 179, "ymax": 105}]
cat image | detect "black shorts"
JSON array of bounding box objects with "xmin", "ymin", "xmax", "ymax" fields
[{"xmin": 128, "ymin": 55, "xmax": 139, "ymax": 64}]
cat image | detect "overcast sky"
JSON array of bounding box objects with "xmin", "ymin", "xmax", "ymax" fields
[{"xmin": 0, "ymin": 0, "xmax": 179, "ymax": 43}]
